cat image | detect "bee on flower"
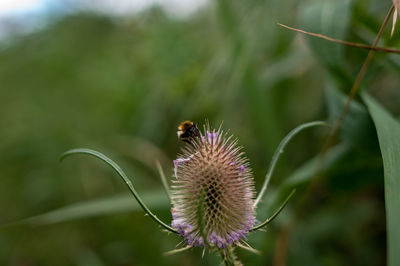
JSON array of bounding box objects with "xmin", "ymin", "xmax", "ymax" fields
[{"xmin": 172, "ymin": 121, "xmax": 256, "ymax": 249}]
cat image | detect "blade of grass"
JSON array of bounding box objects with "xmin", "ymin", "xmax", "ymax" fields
[
  {"xmin": 362, "ymin": 93, "xmax": 400, "ymax": 266},
  {"xmin": 14, "ymin": 190, "xmax": 168, "ymax": 226}
]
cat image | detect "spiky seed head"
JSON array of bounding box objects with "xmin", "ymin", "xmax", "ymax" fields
[{"xmin": 171, "ymin": 123, "xmax": 256, "ymax": 249}]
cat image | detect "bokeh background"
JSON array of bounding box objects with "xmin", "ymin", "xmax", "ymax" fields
[{"xmin": 0, "ymin": 0, "xmax": 399, "ymax": 265}]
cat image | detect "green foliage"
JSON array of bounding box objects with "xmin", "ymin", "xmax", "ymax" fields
[{"xmin": 0, "ymin": 0, "xmax": 399, "ymax": 265}]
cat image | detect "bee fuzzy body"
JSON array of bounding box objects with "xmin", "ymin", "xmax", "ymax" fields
[{"xmin": 177, "ymin": 121, "xmax": 200, "ymax": 143}]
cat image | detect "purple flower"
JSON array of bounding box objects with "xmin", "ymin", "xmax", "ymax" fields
[
  {"xmin": 171, "ymin": 124, "xmax": 256, "ymax": 249},
  {"xmin": 239, "ymin": 164, "xmax": 247, "ymax": 173}
]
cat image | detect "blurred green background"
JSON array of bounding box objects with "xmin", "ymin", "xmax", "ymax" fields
[{"xmin": 0, "ymin": 0, "xmax": 399, "ymax": 265}]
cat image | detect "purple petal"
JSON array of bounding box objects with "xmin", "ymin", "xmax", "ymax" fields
[
  {"xmin": 230, "ymin": 232, "xmax": 239, "ymax": 242},
  {"xmin": 209, "ymin": 232, "xmax": 217, "ymax": 244},
  {"xmin": 173, "ymin": 157, "xmax": 192, "ymax": 178},
  {"xmin": 206, "ymin": 132, "xmax": 218, "ymax": 143}
]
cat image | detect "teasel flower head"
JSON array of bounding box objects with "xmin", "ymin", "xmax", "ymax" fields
[
  {"xmin": 61, "ymin": 120, "xmax": 320, "ymax": 263},
  {"xmin": 171, "ymin": 124, "xmax": 256, "ymax": 249},
  {"xmin": 60, "ymin": 118, "xmax": 321, "ymax": 265}
]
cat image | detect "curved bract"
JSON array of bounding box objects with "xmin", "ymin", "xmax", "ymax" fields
[
  {"xmin": 253, "ymin": 121, "xmax": 327, "ymax": 207},
  {"xmin": 60, "ymin": 148, "xmax": 178, "ymax": 234}
]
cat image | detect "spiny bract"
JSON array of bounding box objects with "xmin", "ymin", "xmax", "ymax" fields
[{"xmin": 171, "ymin": 124, "xmax": 256, "ymax": 249}]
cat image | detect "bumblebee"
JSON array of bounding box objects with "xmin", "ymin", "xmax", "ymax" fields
[{"xmin": 177, "ymin": 121, "xmax": 200, "ymax": 143}]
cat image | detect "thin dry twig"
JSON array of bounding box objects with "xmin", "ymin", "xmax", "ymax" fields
[
  {"xmin": 321, "ymin": 4, "xmax": 395, "ymax": 156},
  {"xmin": 277, "ymin": 23, "xmax": 400, "ymax": 54}
]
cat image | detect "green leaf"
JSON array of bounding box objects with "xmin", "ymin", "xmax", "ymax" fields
[
  {"xmin": 362, "ymin": 92, "xmax": 400, "ymax": 266},
  {"xmin": 282, "ymin": 143, "xmax": 350, "ymax": 187},
  {"xmin": 23, "ymin": 190, "xmax": 170, "ymax": 226}
]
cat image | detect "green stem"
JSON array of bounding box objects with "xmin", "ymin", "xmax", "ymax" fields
[{"xmin": 219, "ymin": 247, "xmax": 242, "ymax": 266}]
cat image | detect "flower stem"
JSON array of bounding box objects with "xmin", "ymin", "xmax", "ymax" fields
[{"xmin": 220, "ymin": 247, "xmax": 242, "ymax": 266}]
